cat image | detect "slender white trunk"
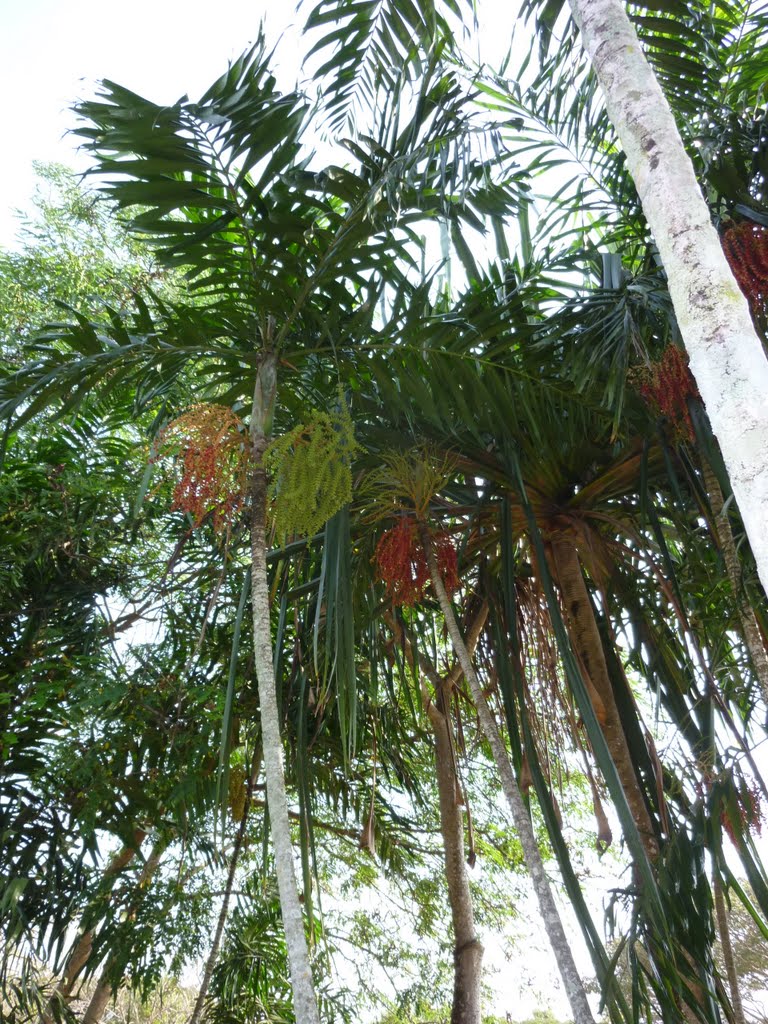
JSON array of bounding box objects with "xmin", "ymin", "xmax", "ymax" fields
[
  {"xmin": 249, "ymin": 350, "xmax": 320, "ymax": 1024},
  {"xmin": 567, "ymin": 0, "xmax": 768, "ymax": 597},
  {"xmin": 420, "ymin": 527, "xmax": 595, "ymax": 1024}
]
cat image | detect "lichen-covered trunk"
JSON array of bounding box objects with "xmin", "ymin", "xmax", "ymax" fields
[
  {"xmin": 567, "ymin": 0, "xmax": 768, "ymax": 598},
  {"xmin": 421, "ymin": 528, "xmax": 595, "ymax": 1024},
  {"xmin": 429, "ymin": 688, "xmax": 483, "ymax": 1024},
  {"xmin": 701, "ymin": 458, "xmax": 768, "ymax": 705},
  {"xmin": 550, "ymin": 539, "xmax": 658, "ymax": 861},
  {"xmin": 187, "ymin": 750, "xmax": 262, "ymax": 1024},
  {"xmin": 249, "ymin": 351, "xmax": 320, "ymax": 1024}
]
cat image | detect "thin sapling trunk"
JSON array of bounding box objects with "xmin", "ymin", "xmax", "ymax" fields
[
  {"xmin": 700, "ymin": 458, "xmax": 768, "ymax": 705},
  {"xmin": 81, "ymin": 839, "xmax": 166, "ymax": 1024},
  {"xmin": 713, "ymin": 873, "xmax": 747, "ymax": 1024},
  {"xmin": 419, "ymin": 526, "xmax": 595, "ymax": 1024},
  {"xmin": 41, "ymin": 829, "xmax": 147, "ymax": 1024},
  {"xmin": 249, "ymin": 350, "xmax": 320, "ymax": 1024},
  {"xmin": 389, "ymin": 610, "xmax": 484, "ymax": 1024},
  {"xmin": 431, "ymin": 681, "xmax": 484, "ymax": 1024}
]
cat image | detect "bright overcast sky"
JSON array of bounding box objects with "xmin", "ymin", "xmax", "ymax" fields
[
  {"xmin": 0, "ymin": 0, "xmax": 519, "ymax": 246},
  {"xmin": 0, "ymin": 0, "xmax": 307, "ymax": 244}
]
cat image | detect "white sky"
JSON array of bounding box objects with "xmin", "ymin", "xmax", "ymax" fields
[
  {"xmin": 0, "ymin": 0, "xmax": 519, "ymax": 246},
  {"xmin": 0, "ymin": 0, "xmax": 305, "ymax": 244}
]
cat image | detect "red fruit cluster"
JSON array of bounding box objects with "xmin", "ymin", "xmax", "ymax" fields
[
  {"xmin": 637, "ymin": 344, "xmax": 699, "ymax": 442},
  {"xmin": 374, "ymin": 520, "xmax": 459, "ymax": 607},
  {"xmin": 722, "ymin": 220, "xmax": 768, "ymax": 318},
  {"xmin": 721, "ymin": 781, "xmax": 763, "ymax": 845},
  {"xmin": 156, "ymin": 404, "xmax": 248, "ymax": 535}
]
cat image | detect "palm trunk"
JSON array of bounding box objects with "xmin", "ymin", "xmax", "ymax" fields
[
  {"xmin": 187, "ymin": 749, "xmax": 262, "ymax": 1024},
  {"xmin": 566, "ymin": 0, "xmax": 768, "ymax": 597},
  {"xmin": 428, "ymin": 683, "xmax": 483, "ymax": 1024},
  {"xmin": 550, "ymin": 539, "xmax": 658, "ymax": 860},
  {"xmin": 420, "ymin": 527, "xmax": 595, "ymax": 1024},
  {"xmin": 80, "ymin": 977, "xmax": 112, "ymax": 1024},
  {"xmin": 389, "ymin": 609, "xmax": 485, "ymax": 1023},
  {"xmin": 249, "ymin": 350, "xmax": 320, "ymax": 1024},
  {"xmin": 713, "ymin": 874, "xmax": 746, "ymax": 1024},
  {"xmin": 551, "ymin": 544, "xmax": 711, "ymax": 1021},
  {"xmin": 701, "ymin": 458, "xmax": 768, "ymax": 705},
  {"xmin": 41, "ymin": 830, "xmax": 146, "ymax": 1023},
  {"xmin": 80, "ymin": 840, "xmax": 165, "ymax": 1024}
]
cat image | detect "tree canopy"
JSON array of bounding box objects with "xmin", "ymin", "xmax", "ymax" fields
[{"xmin": 2, "ymin": 4, "xmax": 768, "ymax": 1024}]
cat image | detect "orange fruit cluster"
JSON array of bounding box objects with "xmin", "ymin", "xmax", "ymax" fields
[
  {"xmin": 636, "ymin": 344, "xmax": 699, "ymax": 443},
  {"xmin": 374, "ymin": 519, "xmax": 459, "ymax": 607},
  {"xmin": 721, "ymin": 780, "xmax": 763, "ymax": 844},
  {"xmin": 156, "ymin": 404, "xmax": 249, "ymax": 535},
  {"xmin": 722, "ymin": 219, "xmax": 768, "ymax": 319}
]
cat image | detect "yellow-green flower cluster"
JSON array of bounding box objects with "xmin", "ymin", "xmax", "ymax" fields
[{"xmin": 266, "ymin": 404, "xmax": 358, "ymax": 542}]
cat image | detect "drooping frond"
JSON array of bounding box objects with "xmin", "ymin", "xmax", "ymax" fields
[{"xmin": 302, "ymin": 0, "xmax": 467, "ymax": 134}]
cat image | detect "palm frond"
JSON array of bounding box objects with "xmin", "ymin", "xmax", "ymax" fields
[{"xmin": 302, "ymin": 0, "xmax": 466, "ymax": 134}]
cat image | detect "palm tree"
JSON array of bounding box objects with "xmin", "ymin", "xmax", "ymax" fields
[
  {"xmin": 349, "ymin": 251, "xmax": 768, "ymax": 1021},
  {"xmin": 472, "ymin": 21, "xmax": 768, "ymax": 1009},
  {"xmin": 0, "ymin": 32, "xmax": 515, "ymax": 1020},
  {"xmin": 419, "ymin": 527, "xmax": 596, "ymax": 1024},
  {"xmin": 5, "ymin": 5, "xmax": 768, "ymax": 1020},
  {"xmin": 360, "ymin": 442, "xmax": 598, "ymax": 1022}
]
